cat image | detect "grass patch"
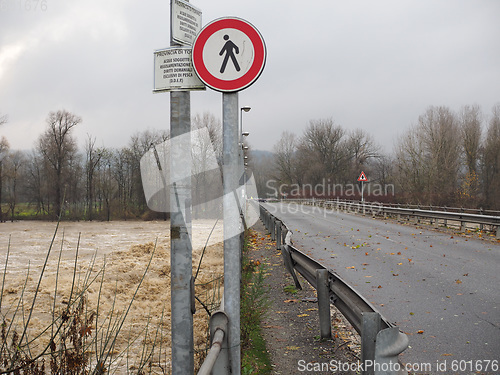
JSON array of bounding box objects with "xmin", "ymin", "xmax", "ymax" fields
[
  {"xmin": 284, "ymin": 284, "xmax": 298, "ymax": 295},
  {"xmin": 240, "ymin": 230, "xmax": 272, "ymax": 375}
]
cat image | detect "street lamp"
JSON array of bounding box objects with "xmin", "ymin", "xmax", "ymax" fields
[
  {"xmin": 240, "ymin": 106, "xmax": 251, "ymax": 142},
  {"xmin": 240, "ymin": 106, "xmax": 251, "ymax": 221}
]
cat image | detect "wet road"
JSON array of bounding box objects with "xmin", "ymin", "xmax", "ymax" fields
[{"xmin": 264, "ymin": 202, "xmax": 500, "ymax": 374}]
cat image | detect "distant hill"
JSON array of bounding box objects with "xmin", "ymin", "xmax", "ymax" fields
[{"xmin": 250, "ymin": 149, "xmax": 274, "ymax": 162}]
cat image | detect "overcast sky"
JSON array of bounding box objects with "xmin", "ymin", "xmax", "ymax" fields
[{"xmin": 1, "ymin": 0, "xmax": 499, "ymax": 153}]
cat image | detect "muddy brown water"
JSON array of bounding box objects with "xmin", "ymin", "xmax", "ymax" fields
[{"xmin": 0, "ymin": 220, "xmax": 224, "ymax": 373}]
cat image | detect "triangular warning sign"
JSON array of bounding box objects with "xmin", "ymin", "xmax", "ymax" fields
[{"xmin": 357, "ymin": 171, "xmax": 368, "ymax": 182}]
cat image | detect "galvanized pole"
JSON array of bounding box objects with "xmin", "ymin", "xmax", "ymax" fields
[
  {"xmin": 170, "ymin": 1, "xmax": 193, "ymax": 373},
  {"xmin": 223, "ymin": 92, "xmax": 241, "ymax": 375},
  {"xmin": 170, "ymin": 93, "xmax": 194, "ymax": 375}
]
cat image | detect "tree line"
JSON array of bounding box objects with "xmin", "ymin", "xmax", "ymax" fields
[
  {"xmin": 2, "ymin": 104, "xmax": 500, "ymax": 222},
  {"xmin": 252, "ymin": 104, "xmax": 500, "ymax": 210},
  {"xmin": 0, "ymin": 110, "xmax": 222, "ymax": 221}
]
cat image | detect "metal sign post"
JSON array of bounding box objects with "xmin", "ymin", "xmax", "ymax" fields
[
  {"xmin": 161, "ymin": 1, "xmax": 202, "ymax": 374},
  {"xmin": 222, "ymin": 92, "xmax": 241, "ymax": 374},
  {"xmin": 169, "ymin": 90, "xmax": 194, "ymax": 375},
  {"xmin": 192, "ymin": 17, "xmax": 266, "ymax": 375}
]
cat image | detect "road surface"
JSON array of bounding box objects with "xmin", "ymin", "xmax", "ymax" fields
[{"xmin": 264, "ymin": 202, "xmax": 500, "ymax": 374}]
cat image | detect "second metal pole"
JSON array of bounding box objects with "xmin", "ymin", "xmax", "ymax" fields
[{"xmin": 223, "ymin": 92, "xmax": 241, "ymax": 375}]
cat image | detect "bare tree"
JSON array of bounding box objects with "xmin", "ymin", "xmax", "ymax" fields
[
  {"xmin": 460, "ymin": 105, "xmax": 483, "ymax": 175},
  {"xmin": 37, "ymin": 110, "xmax": 81, "ymax": 217},
  {"xmin": 191, "ymin": 112, "xmax": 222, "ymax": 218},
  {"xmin": 395, "ymin": 106, "xmax": 461, "ymax": 205},
  {"xmin": 0, "ymin": 114, "xmax": 9, "ymax": 222},
  {"xmin": 345, "ymin": 128, "xmax": 380, "ymax": 181},
  {"xmin": 128, "ymin": 129, "xmax": 169, "ymax": 215},
  {"xmin": 4, "ymin": 151, "xmax": 25, "ymax": 221},
  {"xmin": 193, "ymin": 112, "xmax": 222, "ymax": 164},
  {"xmin": 458, "ymin": 105, "xmax": 482, "ymax": 204},
  {"xmin": 273, "ymin": 131, "xmax": 298, "ymax": 186},
  {"xmin": 481, "ymin": 104, "xmax": 500, "ymax": 209},
  {"xmin": 85, "ymin": 135, "xmax": 102, "ymax": 220},
  {"xmin": 297, "ymin": 118, "xmax": 347, "ymax": 185}
]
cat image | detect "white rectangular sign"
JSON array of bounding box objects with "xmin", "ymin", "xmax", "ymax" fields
[
  {"xmin": 171, "ymin": 0, "xmax": 202, "ymax": 46},
  {"xmin": 154, "ymin": 47, "xmax": 205, "ymax": 92}
]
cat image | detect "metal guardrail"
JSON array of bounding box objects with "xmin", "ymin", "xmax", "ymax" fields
[
  {"xmin": 281, "ymin": 198, "xmax": 500, "ymax": 216},
  {"xmin": 260, "ymin": 204, "xmax": 409, "ymax": 375},
  {"xmin": 290, "ymin": 198, "xmax": 500, "ymax": 238}
]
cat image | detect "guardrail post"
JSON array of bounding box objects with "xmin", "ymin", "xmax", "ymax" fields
[
  {"xmin": 316, "ymin": 269, "xmax": 332, "ymax": 339},
  {"xmin": 276, "ymin": 220, "xmax": 282, "ymax": 251},
  {"xmin": 281, "ymin": 226, "xmax": 287, "ymax": 246},
  {"xmin": 281, "ymin": 245, "xmax": 302, "ymax": 290},
  {"xmin": 270, "ymin": 216, "xmax": 276, "ymax": 241},
  {"xmin": 361, "ymin": 312, "xmax": 381, "ymax": 375},
  {"xmin": 374, "ymin": 327, "xmax": 409, "ymax": 375},
  {"xmin": 461, "ymin": 221, "xmax": 466, "ymax": 232},
  {"xmin": 496, "ymin": 226, "xmax": 500, "ymax": 239}
]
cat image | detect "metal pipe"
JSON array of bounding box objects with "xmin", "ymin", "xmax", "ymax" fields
[{"xmin": 197, "ymin": 329, "xmax": 225, "ymax": 375}]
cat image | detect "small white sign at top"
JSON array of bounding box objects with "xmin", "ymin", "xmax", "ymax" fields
[{"xmin": 171, "ymin": 0, "xmax": 202, "ymax": 46}]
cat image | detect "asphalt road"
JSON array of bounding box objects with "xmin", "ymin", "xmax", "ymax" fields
[{"xmin": 263, "ymin": 202, "xmax": 500, "ymax": 374}]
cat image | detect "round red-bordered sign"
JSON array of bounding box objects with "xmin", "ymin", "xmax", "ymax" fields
[{"xmin": 192, "ymin": 17, "xmax": 266, "ymax": 92}]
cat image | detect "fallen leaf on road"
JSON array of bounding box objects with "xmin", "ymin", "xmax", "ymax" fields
[
  {"xmin": 455, "ymin": 279, "xmax": 462, "ymax": 284},
  {"xmin": 286, "ymin": 346, "xmax": 300, "ymax": 351},
  {"xmin": 417, "ymin": 330, "xmax": 424, "ymax": 334},
  {"xmin": 346, "ymin": 266, "xmax": 355, "ymax": 269},
  {"xmin": 297, "ymin": 314, "xmax": 309, "ymax": 317},
  {"xmin": 284, "ymin": 299, "xmax": 299, "ymax": 303}
]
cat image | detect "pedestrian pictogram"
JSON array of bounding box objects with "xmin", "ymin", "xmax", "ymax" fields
[
  {"xmin": 358, "ymin": 171, "xmax": 368, "ymax": 182},
  {"xmin": 192, "ymin": 17, "xmax": 266, "ymax": 92},
  {"xmin": 219, "ymin": 35, "xmax": 240, "ymax": 73}
]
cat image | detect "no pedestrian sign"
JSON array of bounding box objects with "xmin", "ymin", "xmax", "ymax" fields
[{"xmin": 192, "ymin": 17, "xmax": 266, "ymax": 92}]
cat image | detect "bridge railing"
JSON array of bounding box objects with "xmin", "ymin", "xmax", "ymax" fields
[{"xmin": 284, "ymin": 198, "xmax": 500, "ymax": 238}]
